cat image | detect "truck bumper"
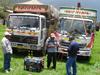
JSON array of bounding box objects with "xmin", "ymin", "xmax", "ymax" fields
[
  {"xmin": 58, "ymin": 46, "xmax": 91, "ymax": 57},
  {"xmin": 77, "ymin": 49, "xmax": 91, "ymax": 57},
  {"xmin": 11, "ymin": 42, "xmax": 41, "ymax": 50},
  {"xmin": 58, "ymin": 46, "xmax": 68, "ymax": 53}
]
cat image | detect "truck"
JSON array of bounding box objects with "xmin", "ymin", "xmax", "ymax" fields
[
  {"xmin": 58, "ymin": 3, "xmax": 97, "ymax": 58},
  {"xmin": 5, "ymin": 3, "xmax": 59, "ymax": 55}
]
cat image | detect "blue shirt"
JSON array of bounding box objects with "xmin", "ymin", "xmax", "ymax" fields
[
  {"xmin": 68, "ymin": 41, "xmax": 79, "ymax": 57},
  {"xmin": 46, "ymin": 37, "xmax": 58, "ymax": 53}
]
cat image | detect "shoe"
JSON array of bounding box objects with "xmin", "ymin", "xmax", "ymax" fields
[
  {"xmin": 51, "ymin": 66, "xmax": 56, "ymax": 69},
  {"xmin": 9, "ymin": 68, "xmax": 13, "ymax": 71},
  {"xmin": 5, "ymin": 70, "xmax": 9, "ymax": 73}
]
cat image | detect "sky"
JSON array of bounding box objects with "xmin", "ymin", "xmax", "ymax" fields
[{"xmin": 39, "ymin": 0, "xmax": 100, "ymax": 22}]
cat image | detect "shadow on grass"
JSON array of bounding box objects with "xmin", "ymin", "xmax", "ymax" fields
[
  {"xmin": 12, "ymin": 50, "xmax": 44, "ymax": 58},
  {"xmin": 77, "ymin": 56, "xmax": 94, "ymax": 65},
  {"xmin": 12, "ymin": 50, "xmax": 29, "ymax": 58},
  {"xmin": 0, "ymin": 68, "xmax": 5, "ymax": 73},
  {"xmin": 24, "ymin": 69, "xmax": 43, "ymax": 73},
  {"xmin": 57, "ymin": 56, "xmax": 95, "ymax": 66}
]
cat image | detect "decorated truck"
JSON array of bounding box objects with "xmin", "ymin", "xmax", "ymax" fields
[
  {"xmin": 58, "ymin": 3, "xmax": 97, "ymax": 57},
  {"xmin": 5, "ymin": 3, "xmax": 59, "ymax": 55}
]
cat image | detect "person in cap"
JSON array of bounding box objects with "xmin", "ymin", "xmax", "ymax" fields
[
  {"xmin": 45, "ymin": 33, "xmax": 59, "ymax": 69},
  {"xmin": 1, "ymin": 32, "xmax": 13, "ymax": 73},
  {"xmin": 66, "ymin": 36, "xmax": 79, "ymax": 75}
]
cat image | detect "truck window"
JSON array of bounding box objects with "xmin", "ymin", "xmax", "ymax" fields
[
  {"xmin": 40, "ymin": 18, "xmax": 46, "ymax": 40},
  {"xmin": 83, "ymin": 21, "xmax": 94, "ymax": 35},
  {"xmin": 8, "ymin": 15, "xmax": 39, "ymax": 29},
  {"xmin": 41, "ymin": 18, "xmax": 46, "ymax": 29},
  {"xmin": 59, "ymin": 18, "xmax": 93, "ymax": 35},
  {"xmin": 59, "ymin": 19, "xmax": 84, "ymax": 34}
]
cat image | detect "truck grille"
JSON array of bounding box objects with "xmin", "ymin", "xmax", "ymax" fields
[
  {"xmin": 60, "ymin": 41, "xmax": 70, "ymax": 47},
  {"xmin": 11, "ymin": 35, "xmax": 38, "ymax": 44},
  {"xmin": 79, "ymin": 44, "xmax": 86, "ymax": 48},
  {"xmin": 60, "ymin": 41, "xmax": 86, "ymax": 48}
]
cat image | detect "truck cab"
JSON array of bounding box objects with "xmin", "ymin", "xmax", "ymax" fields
[
  {"xmin": 6, "ymin": 13, "xmax": 47, "ymax": 52},
  {"xmin": 58, "ymin": 17, "xmax": 95, "ymax": 57},
  {"xmin": 58, "ymin": 5, "xmax": 97, "ymax": 57}
]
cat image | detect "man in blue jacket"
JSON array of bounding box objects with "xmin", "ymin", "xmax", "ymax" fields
[{"xmin": 66, "ymin": 36, "xmax": 79, "ymax": 75}]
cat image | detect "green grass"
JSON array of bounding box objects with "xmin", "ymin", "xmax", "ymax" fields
[
  {"xmin": 77, "ymin": 31, "xmax": 100, "ymax": 75},
  {"xmin": 0, "ymin": 25, "xmax": 100, "ymax": 75}
]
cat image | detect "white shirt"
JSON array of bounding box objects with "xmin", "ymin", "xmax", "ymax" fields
[{"xmin": 1, "ymin": 37, "xmax": 12, "ymax": 54}]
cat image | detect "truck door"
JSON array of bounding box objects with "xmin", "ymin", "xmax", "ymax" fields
[{"xmin": 40, "ymin": 17, "xmax": 46, "ymax": 47}]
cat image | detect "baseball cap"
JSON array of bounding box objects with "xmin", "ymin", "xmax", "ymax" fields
[{"xmin": 4, "ymin": 32, "xmax": 11, "ymax": 36}]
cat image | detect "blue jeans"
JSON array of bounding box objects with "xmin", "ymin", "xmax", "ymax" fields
[
  {"xmin": 66, "ymin": 56, "xmax": 77, "ymax": 75},
  {"xmin": 4, "ymin": 53, "xmax": 11, "ymax": 70}
]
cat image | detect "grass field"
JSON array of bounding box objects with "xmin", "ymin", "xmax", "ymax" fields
[{"xmin": 0, "ymin": 25, "xmax": 100, "ymax": 75}]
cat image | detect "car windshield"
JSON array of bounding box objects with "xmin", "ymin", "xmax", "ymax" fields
[
  {"xmin": 8, "ymin": 15, "xmax": 39, "ymax": 29},
  {"xmin": 59, "ymin": 18, "xmax": 94, "ymax": 35}
]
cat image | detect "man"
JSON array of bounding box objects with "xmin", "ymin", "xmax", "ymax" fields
[
  {"xmin": 66, "ymin": 36, "xmax": 79, "ymax": 75},
  {"xmin": 45, "ymin": 33, "xmax": 59, "ymax": 69},
  {"xmin": 1, "ymin": 32, "xmax": 13, "ymax": 73}
]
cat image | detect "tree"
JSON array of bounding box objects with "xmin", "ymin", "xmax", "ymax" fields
[
  {"xmin": 0, "ymin": 0, "xmax": 29, "ymax": 19},
  {"xmin": 0, "ymin": 0, "xmax": 12, "ymax": 7}
]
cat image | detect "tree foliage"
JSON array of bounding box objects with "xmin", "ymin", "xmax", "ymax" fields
[
  {"xmin": 0, "ymin": 0, "xmax": 29, "ymax": 19},
  {"xmin": 0, "ymin": 0, "xmax": 12, "ymax": 19},
  {"xmin": 0, "ymin": 0, "xmax": 12, "ymax": 7}
]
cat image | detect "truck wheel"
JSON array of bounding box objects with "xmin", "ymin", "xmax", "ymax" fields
[
  {"xmin": 86, "ymin": 56, "xmax": 91, "ymax": 61},
  {"xmin": 12, "ymin": 48, "xmax": 18, "ymax": 54}
]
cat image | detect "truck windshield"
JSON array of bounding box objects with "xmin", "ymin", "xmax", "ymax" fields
[
  {"xmin": 59, "ymin": 18, "xmax": 94, "ymax": 35},
  {"xmin": 8, "ymin": 15, "xmax": 39, "ymax": 29}
]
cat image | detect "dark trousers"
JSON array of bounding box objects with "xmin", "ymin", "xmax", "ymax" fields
[
  {"xmin": 47, "ymin": 52, "xmax": 57, "ymax": 69},
  {"xmin": 4, "ymin": 53, "xmax": 11, "ymax": 70}
]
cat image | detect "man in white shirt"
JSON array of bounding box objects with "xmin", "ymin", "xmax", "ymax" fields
[{"xmin": 1, "ymin": 32, "xmax": 13, "ymax": 73}]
